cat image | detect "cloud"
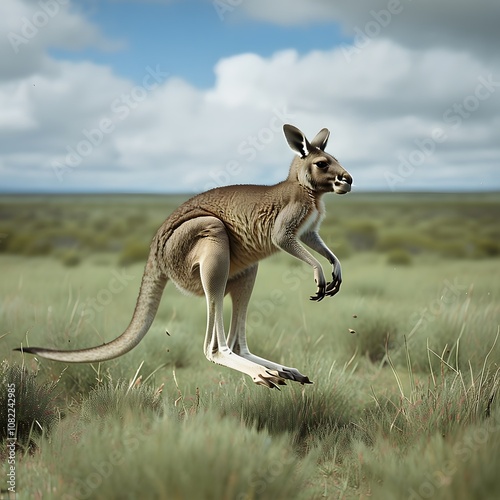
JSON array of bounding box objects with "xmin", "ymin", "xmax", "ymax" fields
[
  {"xmin": 0, "ymin": 0, "xmax": 122, "ymax": 81},
  {"xmin": 236, "ymin": 0, "xmax": 500, "ymax": 60},
  {"xmin": 1, "ymin": 33, "xmax": 499, "ymax": 193}
]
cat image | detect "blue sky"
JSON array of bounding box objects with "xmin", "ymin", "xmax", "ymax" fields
[
  {"xmin": 1, "ymin": 0, "xmax": 499, "ymax": 193},
  {"xmin": 54, "ymin": 1, "xmax": 349, "ymax": 88}
]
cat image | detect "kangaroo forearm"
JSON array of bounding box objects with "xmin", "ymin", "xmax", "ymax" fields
[
  {"xmin": 300, "ymin": 231, "xmax": 337, "ymax": 263},
  {"xmin": 276, "ymin": 236, "xmax": 323, "ymax": 273}
]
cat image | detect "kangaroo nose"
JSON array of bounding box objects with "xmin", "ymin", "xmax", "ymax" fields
[
  {"xmin": 334, "ymin": 172, "xmax": 352, "ymax": 186},
  {"xmin": 341, "ymin": 172, "xmax": 353, "ymax": 185}
]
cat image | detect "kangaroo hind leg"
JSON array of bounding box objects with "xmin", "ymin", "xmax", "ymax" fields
[
  {"xmin": 180, "ymin": 217, "xmax": 286, "ymax": 389},
  {"xmin": 226, "ymin": 265, "xmax": 312, "ymax": 385}
]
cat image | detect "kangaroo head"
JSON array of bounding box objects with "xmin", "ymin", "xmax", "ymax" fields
[{"xmin": 283, "ymin": 124, "xmax": 352, "ymax": 195}]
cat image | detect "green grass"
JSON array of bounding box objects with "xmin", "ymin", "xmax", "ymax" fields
[
  {"xmin": 29, "ymin": 409, "xmax": 319, "ymax": 500},
  {"xmin": 1, "ymin": 193, "xmax": 500, "ymax": 499}
]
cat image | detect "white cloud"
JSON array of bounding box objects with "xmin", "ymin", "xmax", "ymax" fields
[
  {"xmin": 0, "ymin": 0, "xmax": 499, "ymax": 193},
  {"xmin": 0, "ymin": 0, "xmax": 122, "ymax": 81},
  {"xmin": 235, "ymin": 0, "xmax": 500, "ymax": 60},
  {"xmin": 1, "ymin": 34, "xmax": 499, "ymax": 193}
]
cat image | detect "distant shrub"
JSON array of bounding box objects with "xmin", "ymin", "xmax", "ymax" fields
[
  {"xmin": 60, "ymin": 250, "xmax": 82, "ymax": 267},
  {"xmin": 6, "ymin": 233, "xmax": 53, "ymax": 256},
  {"xmin": 0, "ymin": 230, "xmax": 8, "ymax": 252},
  {"xmin": 126, "ymin": 212, "xmax": 149, "ymax": 227},
  {"xmin": 346, "ymin": 221, "xmax": 378, "ymax": 251},
  {"xmin": 377, "ymin": 230, "xmax": 431, "ymax": 254},
  {"xmin": 107, "ymin": 221, "xmax": 127, "ymax": 239},
  {"xmin": 27, "ymin": 239, "xmax": 53, "ymax": 256},
  {"xmin": 386, "ymin": 248, "xmax": 412, "ymax": 266},
  {"xmin": 323, "ymin": 235, "xmax": 352, "ymax": 259},
  {"xmin": 92, "ymin": 217, "xmax": 111, "ymax": 232},
  {"xmin": 118, "ymin": 241, "xmax": 150, "ymax": 266},
  {"xmin": 474, "ymin": 238, "xmax": 500, "ymax": 258},
  {"xmin": 437, "ymin": 241, "xmax": 468, "ymax": 259}
]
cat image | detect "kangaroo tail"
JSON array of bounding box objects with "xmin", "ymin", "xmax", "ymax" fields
[{"xmin": 15, "ymin": 250, "xmax": 168, "ymax": 363}]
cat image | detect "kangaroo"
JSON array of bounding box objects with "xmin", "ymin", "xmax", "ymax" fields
[{"xmin": 17, "ymin": 124, "xmax": 352, "ymax": 389}]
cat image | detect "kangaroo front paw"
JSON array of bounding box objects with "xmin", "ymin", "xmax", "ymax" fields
[
  {"xmin": 310, "ymin": 283, "xmax": 326, "ymax": 301},
  {"xmin": 325, "ymin": 276, "xmax": 341, "ymax": 297},
  {"xmin": 277, "ymin": 367, "xmax": 313, "ymax": 385}
]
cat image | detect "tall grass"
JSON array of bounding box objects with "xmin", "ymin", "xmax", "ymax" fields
[
  {"xmin": 217, "ymin": 360, "xmax": 364, "ymax": 451},
  {"xmin": 0, "ymin": 361, "xmax": 60, "ymax": 452},
  {"xmin": 350, "ymin": 365, "xmax": 500, "ymax": 500},
  {"xmin": 28, "ymin": 408, "xmax": 318, "ymax": 500}
]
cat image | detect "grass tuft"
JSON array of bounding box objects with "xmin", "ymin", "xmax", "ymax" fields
[
  {"xmin": 80, "ymin": 378, "xmax": 164, "ymax": 423},
  {"xmin": 217, "ymin": 363, "xmax": 364, "ymax": 453},
  {"xmin": 0, "ymin": 361, "xmax": 60, "ymax": 452}
]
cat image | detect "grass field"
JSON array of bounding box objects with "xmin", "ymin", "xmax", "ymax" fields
[{"xmin": 1, "ymin": 193, "xmax": 499, "ymax": 499}]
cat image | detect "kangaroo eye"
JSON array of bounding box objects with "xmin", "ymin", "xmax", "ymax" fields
[{"xmin": 315, "ymin": 161, "xmax": 328, "ymax": 169}]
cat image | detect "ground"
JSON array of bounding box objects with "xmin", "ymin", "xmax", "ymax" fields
[{"xmin": 0, "ymin": 193, "xmax": 499, "ymax": 499}]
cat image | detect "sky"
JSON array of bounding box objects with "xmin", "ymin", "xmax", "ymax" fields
[{"xmin": 1, "ymin": 0, "xmax": 499, "ymax": 194}]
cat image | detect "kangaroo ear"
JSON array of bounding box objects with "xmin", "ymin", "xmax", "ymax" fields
[
  {"xmin": 310, "ymin": 128, "xmax": 330, "ymax": 151},
  {"xmin": 283, "ymin": 124, "xmax": 311, "ymax": 158}
]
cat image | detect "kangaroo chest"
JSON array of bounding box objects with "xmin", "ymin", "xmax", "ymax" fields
[
  {"xmin": 296, "ymin": 207, "xmax": 320, "ymax": 237},
  {"xmin": 296, "ymin": 199, "xmax": 325, "ymax": 237}
]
